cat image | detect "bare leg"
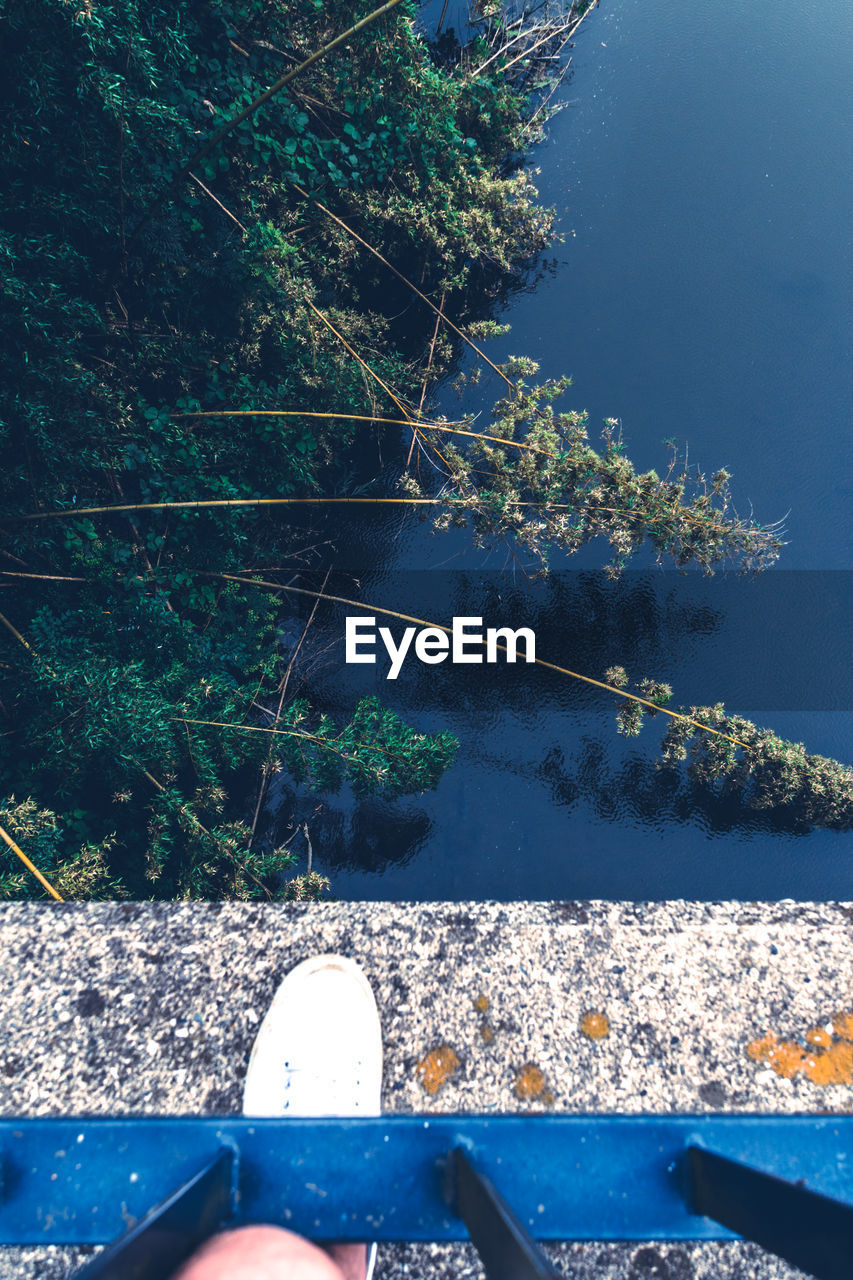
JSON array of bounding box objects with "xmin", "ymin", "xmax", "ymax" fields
[
  {"xmin": 175, "ymin": 1225, "xmax": 356, "ymax": 1280},
  {"xmin": 325, "ymin": 1243, "xmax": 367, "ymax": 1280}
]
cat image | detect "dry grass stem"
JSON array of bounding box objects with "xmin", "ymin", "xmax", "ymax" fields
[{"xmin": 208, "ymin": 573, "xmax": 750, "ymax": 748}]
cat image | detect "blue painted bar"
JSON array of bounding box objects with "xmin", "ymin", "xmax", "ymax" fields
[{"xmin": 1, "ymin": 1115, "xmax": 852, "ymax": 1244}]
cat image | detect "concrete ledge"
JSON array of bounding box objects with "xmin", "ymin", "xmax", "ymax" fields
[{"xmin": 2, "ymin": 901, "xmax": 852, "ymax": 1278}]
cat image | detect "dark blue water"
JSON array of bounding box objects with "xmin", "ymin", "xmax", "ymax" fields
[{"xmin": 273, "ymin": 0, "xmax": 853, "ymax": 899}]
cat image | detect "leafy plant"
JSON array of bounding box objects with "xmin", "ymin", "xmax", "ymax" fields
[
  {"xmin": 3, "ymin": 0, "xmax": 535, "ymax": 898},
  {"xmin": 404, "ymin": 372, "xmax": 784, "ymax": 576},
  {"xmin": 605, "ymin": 670, "xmax": 853, "ymax": 832}
]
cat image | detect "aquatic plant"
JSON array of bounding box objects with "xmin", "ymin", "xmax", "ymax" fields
[
  {"xmin": 606, "ymin": 672, "xmax": 853, "ymax": 832},
  {"xmin": 405, "ymin": 374, "xmax": 785, "ymax": 576}
]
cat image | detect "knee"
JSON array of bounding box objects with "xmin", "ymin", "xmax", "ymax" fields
[{"xmin": 174, "ymin": 1225, "xmax": 347, "ymax": 1280}]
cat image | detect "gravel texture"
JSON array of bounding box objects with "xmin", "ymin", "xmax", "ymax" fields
[{"xmin": 2, "ymin": 900, "xmax": 852, "ymax": 1278}]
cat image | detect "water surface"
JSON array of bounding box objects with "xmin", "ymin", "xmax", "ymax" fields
[{"xmin": 273, "ymin": 0, "xmax": 853, "ymax": 899}]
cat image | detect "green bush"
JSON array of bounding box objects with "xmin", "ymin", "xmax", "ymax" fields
[{"xmin": 0, "ymin": 0, "xmax": 546, "ymax": 898}]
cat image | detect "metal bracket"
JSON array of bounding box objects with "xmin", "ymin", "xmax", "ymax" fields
[
  {"xmin": 72, "ymin": 1150, "xmax": 234, "ymax": 1280},
  {"xmin": 449, "ymin": 1147, "xmax": 562, "ymax": 1280},
  {"xmin": 687, "ymin": 1144, "xmax": 853, "ymax": 1280},
  {"xmin": 1, "ymin": 1115, "xmax": 852, "ymax": 1280}
]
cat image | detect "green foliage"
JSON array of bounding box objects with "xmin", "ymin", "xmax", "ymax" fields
[
  {"xmin": 607, "ymin": 673, "xmax": 853, "ymax": 832},
  {"xmin": 659, "ymin": 706, "xmax": 853, "ymax": 830},
  {"xmin": 2, "ymin": 0, "xmax": 545, "ymax": 899},
  {"xmin": 276, "ymin": 696, "xmax": 458, "ymax": 796},
  {"xmin": 405, "ymin": 372, "xmax": 784, "ymax": 575},
  {"xmin": 0, "ymin": 0, "xmax": 548, "ymax": 529},
  {"xmin": 3, "ymin": 0, "xmax": 840, "ymax": 889},
  {"xmin": 280, "ymin": 870, "xmax": 332, "ymax": 901},
  {"xmin": 1, "ymin": 587, "xmax": 457, "ymax": 897},
  {"xmin": 0, "ymin": 798, "xmax": 126, "ymax": 900}
]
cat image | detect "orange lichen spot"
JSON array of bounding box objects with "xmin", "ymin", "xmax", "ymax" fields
[
  {"xmin": 746, "ymin": 1010, "xmax": 853, "ymax": 1087},
  {"xmin": 513, "ymin": 1062, "xmax": 553, "ymax": 1105},
  {"xmin": 772, "ymin": 1041, "xmax": 807, "ymax": 1079},
  {"xmin": 480, "ymin": 1022, "xmax": 495, "ymax": 1044},
  {"xmin": 473, "ymin": 993, "xmax": 490, "ymax": 1014},
  {"xmin": 746, "ymin": 1032, "xmax": 775, "ymax": 1062},
  {"xmin": 831, "ymin": 1011, "xmax": 853, "ymax": 1041},
  {"xmin": 806, "ymin": 1041, "xmax": 853, "ymax": 1086},
  {"xmin": 416, "ymin": 1044, "xmax": 460, "ymax": 1097},
  {"xmin": 580, "ymin": 1010, "xmax": 611, "ymax": 1041},
  {"xmin": 746, "ymin": 1033, "xmax": 807, "ymax": 1080}
]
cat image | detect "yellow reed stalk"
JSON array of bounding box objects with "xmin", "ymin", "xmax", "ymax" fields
[
  {"xmin": 18, "ymin": 497, "xmax": 452, "ymax": 521},
  {"xmin": 210, "ymin": 574, "xmax": 750, "ymax": 748},
  {"xmin": 0, "ymin": 614, "xmax": 66, "ymax": 898},
  {"xmin": 13, "ymin": 490, "xmax": 752, "ymax": 554},
  {"xmin": 173, "ymin": 717, "xmax": 410, "ymax": 764},
  {"xmin": 412, "ymin": 291, "xmax": 447, "ymax": 467},
  {"xmin": 176, "ymin": 409, "xmax": 426, "ymax": 427},
  {"xmin": 305, "ymin": 300, "xmax": 414, "ymax": 424},
  {"xmin": 0, "ymin": 571, "xmax": 88, "ymax": 582},
  {"xmin": 130, "ymin": 0, "xmax": 404, "ymax": 240},
  {"xmin": 422, "ymin": 422, "xmax": 546, "ymax": 453},
  {"xmin": 419, "ymin": 292, "xmax": 445, "ymax": 417},
  {"xmin": 174, "ymin": 408, "xmax": 547, "ymax": 454},
  {"xmin": 292, "ymin": 184, "xmax": 515, "ymax": 392},
  {"xmin": 0, "ymin": 821, "xmax": 64, "ymax": 902},
  {"xmin": 188, "ymin": 172, "xmax": 248, "ymax": 234},
  {"xmin": 0, "ymin": 608, "xmax": 54, "ymax": 672}
]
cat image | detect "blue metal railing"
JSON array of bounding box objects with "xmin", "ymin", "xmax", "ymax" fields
[{"xmin": 1, "ymin": 1115, "xmax": 851, "ymax": 1279}]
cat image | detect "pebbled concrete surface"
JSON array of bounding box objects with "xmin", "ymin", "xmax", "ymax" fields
[{"xmin": 2, "ymin": 900, "xmax": 852, "ymax": 1278}]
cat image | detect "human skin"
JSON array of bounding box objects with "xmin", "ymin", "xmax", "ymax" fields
[{"xmin": 174, "ymin": 1225, "xmax": 366, "ymax": 1280}]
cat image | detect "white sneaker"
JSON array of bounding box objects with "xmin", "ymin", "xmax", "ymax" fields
[{"xmin": 243, "ymin": 954, "xmax": 383, "ymax": 1280}]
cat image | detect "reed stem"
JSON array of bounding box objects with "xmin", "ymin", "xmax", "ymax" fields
[{"xmin": 207, "ymin": 573, "xmax": 750, "ymax": 748}]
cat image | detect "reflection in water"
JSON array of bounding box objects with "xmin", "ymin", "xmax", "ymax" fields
[
  {"xmin": 303, "ymin": 568, "xmax": 726, "ymax": 713},
  {"xmin": 266, "ymin": 563, "xmax": 853, "ymax": 897},
  {"xmin": 263, "ymin": 0, "xmax": 853, "ymax": 898},
  {"xmin": 540, "ymin": 739, "xmax": 825, "ymax": 839},
  {"xmin": 267, "ymin": 778, "xmax": 433, "ymax": 876}
]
